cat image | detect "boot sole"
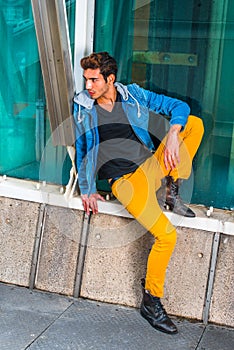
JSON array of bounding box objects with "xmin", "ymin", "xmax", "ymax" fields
[{"xmin": 162, "ymin": 202, "xmax": 196, "ymax": 218}]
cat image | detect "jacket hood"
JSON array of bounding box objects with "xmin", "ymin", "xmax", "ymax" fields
[{"xmin": 73, "ymin": 82, "xmax": 129, "ymax": 108}]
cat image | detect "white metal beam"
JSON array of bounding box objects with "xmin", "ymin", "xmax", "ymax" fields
[
  {"xmin": 74, "ymin": 0, "xmax": 95, "ymax": 93},
  {"xmin": 31, "ymin": 0, "xmax": 75, "ymax": 146}
]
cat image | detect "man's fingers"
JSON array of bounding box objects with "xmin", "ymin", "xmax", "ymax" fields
[
  {"xmin": 82, "ymin": 197, "xmax": 90, "ymax": 215},
  {"xmin": 81, "ymin": 193, "xmax": 105, "ymax": 215},
  {"xmin": 164, "ymin": 151, "xmax": 179, "ymax": 170},
  {"xmin": 168, "ymin": 156, "xmax": 175, "ymax": 170},
  {"xmin": 164, "ymin": 151, "xmax": 173, "ymax": 170},
  {"xmin": 81, "ymin": 195, "xmax": 92, "ymax": 214},
  {"xmin": 89, "ymin": 197, "xmax": 97, "ymax": 214},
  {"xmin": 171, "ymin": 154, "xmax": 176, "ymax": 169},
  {"xmin": 97, "ymin": 194, "xmax": 105, "ymax": 202}
]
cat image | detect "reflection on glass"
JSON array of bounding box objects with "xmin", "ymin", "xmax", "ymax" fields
[
  {"xmin": 94, "ymin": 0, "xmax": 234, "ymax": 209},
  {"xmin": 0, "ymin": 0, "xmax": 75, "ymax": 184}
]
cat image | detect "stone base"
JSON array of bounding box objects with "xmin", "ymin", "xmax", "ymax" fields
[
  {"xmin": 0, "ymin": 196, "xmax": 233, "ymax": 327},
  {"xmin": 0, "ymin": 197, "xmax": 40, "ymax": 286}
]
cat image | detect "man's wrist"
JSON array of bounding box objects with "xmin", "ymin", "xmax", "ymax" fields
[{"xmin": 169, "ymin": 124, "xmax": 182, "ymax": 133}]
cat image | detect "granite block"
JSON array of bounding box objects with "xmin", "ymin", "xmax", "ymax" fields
[
  {"xmin": 35, "ymin": 206, "xmax": 83, "ymax": 295},
  {"xmin": 209, "ymin": 234, "xmax": 234, "ymax": 327},
  {"xmin": 0, "ymin": 197, "xmax": 39, "ymax": 286}
]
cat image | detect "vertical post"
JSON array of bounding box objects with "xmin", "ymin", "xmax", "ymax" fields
[
  {"xmin": 203, "ymin": 230, "xmax": 221, "ymax": 324},
  {"xmin": 73, "ymin": 212, "xmax": 92, "ymax": 298},
  {"xmin": 73, "ymin": 0, "xmax": 95, "ymax": 92},
  {"xmin": 35, "ymin": 100, "xmax": 45, "ymax": 161},
  {"xmin": 29, "ymin": 203, "xmax": 46, "ymax": 289},
  {"xmin": 31, "ymin": 0, "xmax": 75, "ymax": 146}
]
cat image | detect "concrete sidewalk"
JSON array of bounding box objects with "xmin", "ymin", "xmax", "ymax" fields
[{"xmin": 0, "ymin": 283, "xmax": 233, "ymax": 350}]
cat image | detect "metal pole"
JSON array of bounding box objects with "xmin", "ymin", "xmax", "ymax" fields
[
  {"xmin": 203, "ymin": 230, "xmax": 221, "ymax": 324},
  {"xmin": 73, "ymin": 212, "xmax": 92, "ymax": 298},
  {"xmin": 29, "ymin": 203, "xmax": 46, "ymax": 289},
  {"xmin": 73, "ymin": 0, "xmax": 95, "ymax": 92},
  {"xmin": 31, "ymin": 0, "xmax": 75, "ymax": 146}
]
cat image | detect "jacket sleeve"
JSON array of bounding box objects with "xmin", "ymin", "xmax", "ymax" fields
[
  {"xmin": 75, "ymin": 132, "xmax": 88, "ymax": 195},
  {"xmin": 74, "ymin": 103, "xmax": 96, "ymax": 195},
  {"xmin": 129, "ymin": 83, "xmax": 190, "ymax": 129}
]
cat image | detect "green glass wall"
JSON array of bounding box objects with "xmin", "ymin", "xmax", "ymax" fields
[
  {"xmin": 94, "ymin": 0, "xmax": 234, "ymax": 210},
  {"xmin": 0, "ymin": 0, "xmax": 75, "ymax": 185}
]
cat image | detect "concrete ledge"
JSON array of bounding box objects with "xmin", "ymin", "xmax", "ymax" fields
[
  {"xmin": 0, "ymin": 178, "xmax": 233, "ymax": 327},
  {"xmin": 0, "ymin": 177, "xmax": 233, "ymax": 235}
]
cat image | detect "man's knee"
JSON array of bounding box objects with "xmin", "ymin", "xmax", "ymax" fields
[
  {"xmin": 188, "ymin": 115, "xmax": 204, "ymax": 136},
  {"xmin": 156, "ymin": 229, "xmax": 177, "ymax": 250}
]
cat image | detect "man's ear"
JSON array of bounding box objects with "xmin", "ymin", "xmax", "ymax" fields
[{"xmin": 107, "ymin": 74, "xmax": 115, "ymax": 84}]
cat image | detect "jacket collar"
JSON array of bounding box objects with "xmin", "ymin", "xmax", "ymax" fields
[{"xmin": 73, "ymin": 82, "xmax": 129, "ymax": 109}]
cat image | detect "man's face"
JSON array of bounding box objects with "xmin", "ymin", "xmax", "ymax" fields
[{"xmin": 83, "ymin": 68, "xmax": 110, "ymax": 100}]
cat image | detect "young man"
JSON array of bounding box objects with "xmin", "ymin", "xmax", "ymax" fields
[{"xmin": 74, "ymin": 52, "xmax": 204, "ymax": 334}]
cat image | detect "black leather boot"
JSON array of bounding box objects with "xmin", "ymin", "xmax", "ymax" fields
[
  {"xmin": 140, "ymin": 279, "xmax": 178, "ymax": 334},
  {"xmin": 157, "ymin": 176, "xmax": 195, "ymax": 217}
]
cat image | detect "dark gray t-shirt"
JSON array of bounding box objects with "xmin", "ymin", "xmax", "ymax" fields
[{"xmin": 96, "ymin": 93, "xmax": 151, "ymax": 179}]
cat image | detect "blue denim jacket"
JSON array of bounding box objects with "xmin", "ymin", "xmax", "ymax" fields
[{"xmin": 73, "ymin": 82, "xmax": 190, "ymax": 195}]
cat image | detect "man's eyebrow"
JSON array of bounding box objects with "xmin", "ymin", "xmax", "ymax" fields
[{"xmin": 83, "ymin": 75, "xmax": 98, "ymax": 80}]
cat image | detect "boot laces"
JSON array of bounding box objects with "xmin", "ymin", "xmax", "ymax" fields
[
  {"xmin": 169, "ymin": 179, "xmax": 179, "ymax": 197},
  {"xmin": 152, "ymin": 297, "xmax": 167, "ymax": 317},
  {"xmin": 168, "ymin": 178, "xmax": 186, "ymax": 205}
]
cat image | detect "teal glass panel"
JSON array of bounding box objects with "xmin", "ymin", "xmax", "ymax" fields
[
  {"xmin": 94, "ymin": 0, "xmax": 135, "ymax": 83},
  {"xmin": 0, "ymin": 0, "xmax": 75, "ymax": 185},
  {"xmin": 94, "ymin": 0, "xmax": 234, "ymax": 209},
  {"xmin": 0, "ymin": 1, "xmax": 39, "ymax": 178}
]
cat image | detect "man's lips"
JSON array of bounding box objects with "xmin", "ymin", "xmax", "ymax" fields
[{"xmin": 88, "ymin": 91, "xmax": 95, "ymax": 96}]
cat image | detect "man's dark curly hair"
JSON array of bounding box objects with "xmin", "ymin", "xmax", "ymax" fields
[{"xmin": 80, "ymin": 52, "xmax": 118, "ymax": 82}]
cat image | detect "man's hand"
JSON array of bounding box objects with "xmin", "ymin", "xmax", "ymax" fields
[
  {"xmin": 164, "ymin": 124, "xmax": 182, "ymax": 170},
  {"xmin": 81, "ymin": 193, "xmax": 105, "ymax": 215}
]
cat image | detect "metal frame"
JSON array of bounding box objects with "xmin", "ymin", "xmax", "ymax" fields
[
  {"xmin": 29, "ymin": 203, "xmax": 46, "ymax": 289},
  {"xmin": 73, "ymin": 213, "xmax": 92, "ymax": 298},
  {"xmin": 73, "ymin": 0, "xmax": 95, "ymax": 92},
  {"xmin": 203, "ymin": 230, "xmax": 221, "ymax": 324},
  {"xmin": 31, "ymin": 0, "xmax": 75, "ymax": 146}
]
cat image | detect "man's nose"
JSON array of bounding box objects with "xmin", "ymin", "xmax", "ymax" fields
[{"xmin": 86, "ymin": 80, "xmax": 92, "ymax": 89}]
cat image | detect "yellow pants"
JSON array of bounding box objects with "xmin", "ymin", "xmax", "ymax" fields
[{"xmin": 111, "ymin": 115, "xmax": 204, "ymax": 297}]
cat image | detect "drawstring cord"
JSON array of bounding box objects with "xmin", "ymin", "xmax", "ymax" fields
[
  {"xmin": 127, "ymin": 90, "xmax": 141, "ymax": 118},
  {"xmin": 77, "ymin": 104, "xmax": 85, "ymax": 123}
]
